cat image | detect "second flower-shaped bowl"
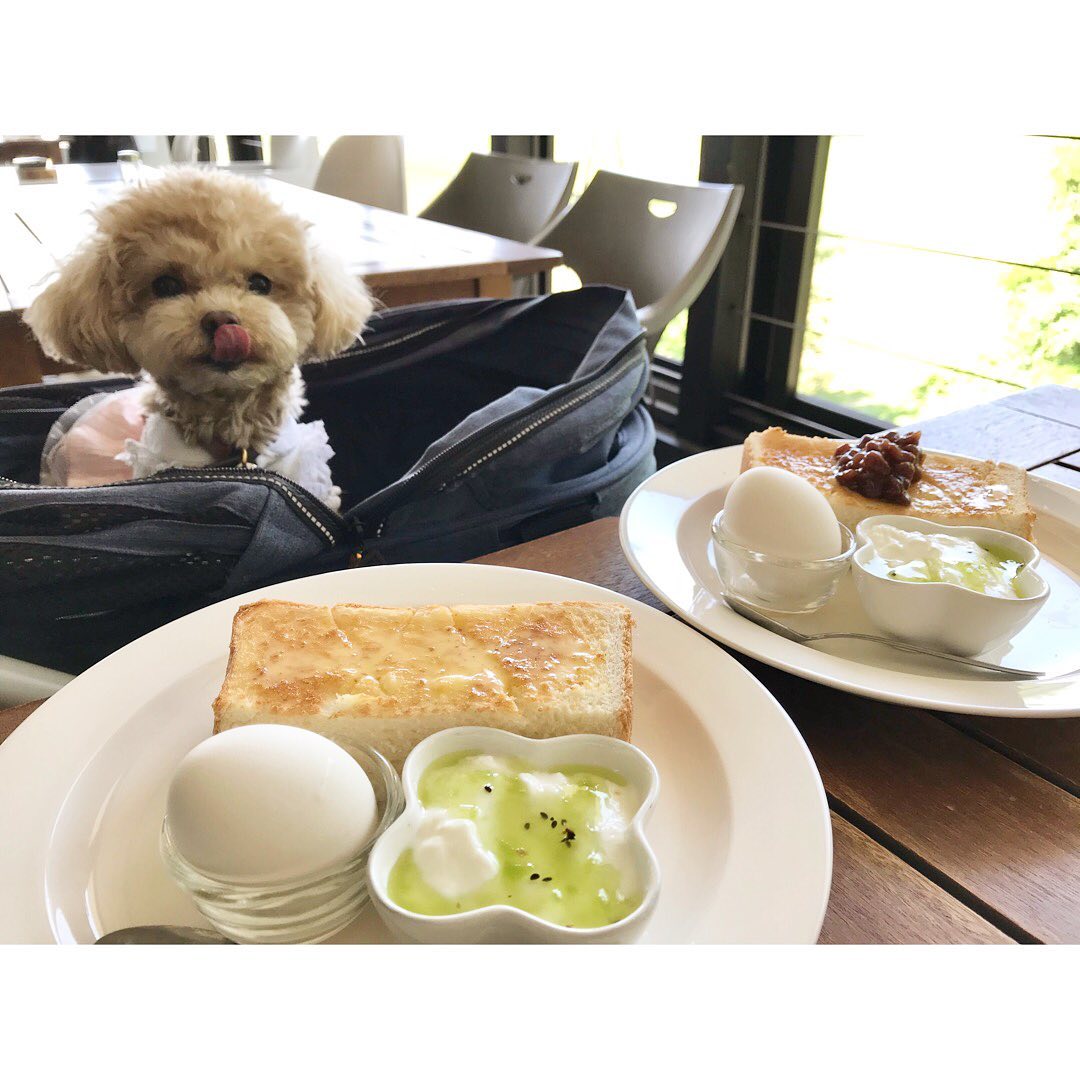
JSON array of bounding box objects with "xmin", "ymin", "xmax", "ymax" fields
[
  {"xmin": 367, "ymin": 727, "xmax": 661, "ymax": 944},
  {"xmin": 852, "ymin": 514, "xmax": 1050, "ymax": 656}
]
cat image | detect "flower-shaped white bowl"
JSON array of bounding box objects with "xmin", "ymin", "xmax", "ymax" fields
[
  {"xmin": 367, "ymin": 727, "xmax": 661, "ymax": 944},
  {"xmin": 852, "ymin": 515, "xmax": 1050, "ymax": 656}
]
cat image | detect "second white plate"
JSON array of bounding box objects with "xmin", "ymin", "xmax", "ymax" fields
[{"xmin": 619, "ymin": 446, "xmax": 1080, "ymax": 717}]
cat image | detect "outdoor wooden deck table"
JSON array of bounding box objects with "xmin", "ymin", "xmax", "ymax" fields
[
  {"xmin": 0, "ymin": 389, "xmax": 1077, "ymax": 943},
  {"xmin": 0, "ymin": 162, "xmax": 562, "ymax": 387}
]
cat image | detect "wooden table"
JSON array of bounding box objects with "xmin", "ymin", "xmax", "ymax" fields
[
  {"xmin": 0, "ymin": 163, "xmax": 561, "ymax": 387},
  {"xmin": 1, "ymin": 388, "xmax": 1077, "ymax": 942}
]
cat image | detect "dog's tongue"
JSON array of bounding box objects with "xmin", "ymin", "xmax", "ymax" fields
[{"xmin": 212, "ymin": 324, "xmax": 251, "ymax": 363}]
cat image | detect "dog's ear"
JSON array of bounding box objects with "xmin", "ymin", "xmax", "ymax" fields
[
  {"xmin": 23, "ymin": 237, "xmax": 138, "ymax": 374},
  {"xmin": 307, "ymin": 247, "xmax": 375, "ymax": 361}
]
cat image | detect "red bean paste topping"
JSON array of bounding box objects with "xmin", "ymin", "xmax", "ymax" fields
[{"xmin": 832, "ymin": 430, "xmax": 924, "ymax": 505}]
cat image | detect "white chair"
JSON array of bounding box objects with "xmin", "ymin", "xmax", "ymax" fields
[
  {"xmin": 536, "ymin": 170, "xmax": 744, "ymax": 353},
  {"xmin": 420, "ymin": 152, "xmax": 578, "ymax": 243},
  {"xmin": 169, "ymin": 136, "xmax": 200, "ymax": 163},
  {"xmin": 268, "ymin": 136, "xmax": 322, "ymax": 188},
  {"xmin": 132, "ymin": 136, "xmax": 173, "ymax": 167},
  {"xmin": 314, "ymin": 136, "xmax": 406, "ymax": 212},
  {"xmin": 0, "ymin": 654, "xmax": 72, "ymax": 707}
]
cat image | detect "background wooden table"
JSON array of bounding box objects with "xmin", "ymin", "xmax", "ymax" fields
[
  {"xmin": 0, "ymin": 389, "xmax": 1076, "ymax": 942},
  {"xmin": 0, "ymin": 163, "xmax": 561, "ymax": 387}
]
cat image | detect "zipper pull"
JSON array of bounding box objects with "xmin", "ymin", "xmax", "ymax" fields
[
  {"xmin": 348, "ymin": 519, "xmax": 389, "ymax": 565},
  {"xmin": 349, "ymin": 519, "xmax": 367, "ymax": 566}
]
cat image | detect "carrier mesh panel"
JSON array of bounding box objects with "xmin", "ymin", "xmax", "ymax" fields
[
  {"xmin": 0, "ymin": 498, "xmax": 253, "ymax": 536},
  {"xmin": 0, "ymin": 544, "xmax": 233, "ymax": 599}
]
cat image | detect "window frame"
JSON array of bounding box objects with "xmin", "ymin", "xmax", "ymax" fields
[{"xmin": 677, "ymin": 135, "xmax": 884, "ymax": 447}]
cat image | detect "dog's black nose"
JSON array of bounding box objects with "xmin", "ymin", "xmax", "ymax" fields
[{"xmin": 200, "ymin": 310, "xmax": 241, "ymax": 338}]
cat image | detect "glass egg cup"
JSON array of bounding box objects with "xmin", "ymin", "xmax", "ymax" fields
[
  {"xmin": 161, "ymin": 737, "xmax": 404, "ymax": 945},
  {"xmin": 711, "ymin": 509, "xmax": 855, "ymax": 614}
]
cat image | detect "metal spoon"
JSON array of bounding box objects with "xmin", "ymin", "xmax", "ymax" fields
[
  {"xmin": 723, "ymin": 595, "xmax": 1045, "ymax": 679},
  {"xmin": 96, "ymin": 925, "xmax": 235, "ymax": 944}
]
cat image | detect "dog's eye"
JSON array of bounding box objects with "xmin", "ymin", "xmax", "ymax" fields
[
  {"xmin": 151, "ymin": 275, "xmax": 185, "ymax": 299},
  {"xmin": 248, "ymin": 273, "xmax": 272, "ymax": 295}
]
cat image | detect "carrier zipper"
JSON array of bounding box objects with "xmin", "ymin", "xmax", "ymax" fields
[
  {"xmin": 334, "ymin": 316, "xmax": 459, "ymax": 360},
  {"xmin": 356, "ymin": 332, "xmax": 648, "ymax": 536},
  {"xmin": 334, "ymin": 293, "xmax": 554, "ymax": 363},
  {"xmin": 333, "ymin": 298, "xmax": 510, "ymax": 362},
  {"xmin": 451, "ymin": 360, "xmax": 637, "ymax": 481},
  {"xmin": 0, "ymin": 465, "xmax": 343, "ymax": 545}
]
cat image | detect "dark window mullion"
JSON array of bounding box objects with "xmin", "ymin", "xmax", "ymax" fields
[
  {"xmin": 677, "ymin": 136, "xmax": 768, "ymax": 444},
  {"xmin": 746, "ymin": 136, "xmax": 829, "ymax": 404},
  {"xmin": 491, "ymin": 135, "xmax": 552, "ymax": 158}
]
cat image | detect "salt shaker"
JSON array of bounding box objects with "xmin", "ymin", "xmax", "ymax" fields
[{"xmin": 118, "ymin": 148, "xmax": 142, "ymax": 185}]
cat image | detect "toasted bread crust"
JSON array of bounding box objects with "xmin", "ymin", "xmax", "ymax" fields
[
  {"xmin": 741, "ymin": 427, "xmax": 1035, "ymax": 539},
  {"xmin": 614, "ymin": 606, "xmax": 633, "ymax": 742}
]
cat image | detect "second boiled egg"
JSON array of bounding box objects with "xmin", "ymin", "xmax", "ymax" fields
[{"xmin": 721, "ymin": 466, "xmax": 841, "ymax": 561}]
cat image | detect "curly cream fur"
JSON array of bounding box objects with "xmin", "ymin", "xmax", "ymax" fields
[{"xmin": 24, "ymin": 168, "xmax": 374, "ymax": 454}]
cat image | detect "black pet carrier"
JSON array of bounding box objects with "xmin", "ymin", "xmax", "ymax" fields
[{"xmin": 0, "ymin": 286, "xmax": 655, "ymax": 673}]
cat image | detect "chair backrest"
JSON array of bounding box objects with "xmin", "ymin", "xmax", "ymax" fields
[
  {"xmin": 419, "ymin": 152, "xmax": 578, "ymax": 243},
  {"xmin": 536, "ymin": 170, "xmax": 743, "ymax": 348},
  {"xmin": 268, "ymin": 136, "xmax": 322, "ymax": 188},
  {"xmin": 314, "ymin": 136, "xmax": 406, "ymax": 212},
  {"xmin": 132, "ymin": 136, "xmax": 173, "ymax": 166},
  {"xmin": 169, "ymin": 136, "xmax": 200, "ymax": 163}
]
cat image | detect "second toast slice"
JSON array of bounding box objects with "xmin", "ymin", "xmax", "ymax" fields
[{"xmin": 741, "ymin": 427, "xmax": 1035, "ymax": 539}]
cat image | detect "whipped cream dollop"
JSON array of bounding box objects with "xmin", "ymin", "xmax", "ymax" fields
[{"xmin": 412, "ymin": 808, "xmax": 499, "ymax": 899}]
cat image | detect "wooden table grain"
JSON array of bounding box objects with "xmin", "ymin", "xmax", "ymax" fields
[
  {"xmin": 0, "ymin": 388, "xmax": 1077, "ymax": 943},
  {"xmin": 0, "ymin": 163, "xmax": 562, "ymax": 387}
]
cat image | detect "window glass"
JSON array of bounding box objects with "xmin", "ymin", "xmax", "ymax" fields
[
  {"xmin": 400, "ymin": 134, "xmax": 491, "ymax": 214},
  {"xmin": 798, "ymin": 136, "xmax": 1080, "ymax": 423}
]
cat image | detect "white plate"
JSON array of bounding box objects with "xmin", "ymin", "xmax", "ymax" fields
[
  {"xmin": 0, "ymin": 563, "xmax": 831, "ymax": 944},
  {"xmin": 620, "ymin": 446, "xmax": 1080, "ymax": 717}
]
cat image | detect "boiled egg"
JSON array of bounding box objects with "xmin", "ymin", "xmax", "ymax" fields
[
  {"xmin": 722, "ymin": 466, "xmax": 840, "ymax": 561},
  {"xmin": 165, "ymin": 725, "xmax": 378, "ymax": 883}
]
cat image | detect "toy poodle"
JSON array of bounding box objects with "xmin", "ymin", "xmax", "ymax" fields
[{"xmin": 25, "ymin": 168, "xmax": 374, "ymax": 509}]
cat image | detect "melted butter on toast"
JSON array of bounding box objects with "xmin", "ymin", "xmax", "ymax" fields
[{"xmin": 218, "ymin": 601, "xmax": 611, "ymax": 722}]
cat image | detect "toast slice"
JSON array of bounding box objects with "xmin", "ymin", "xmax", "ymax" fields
[
  {"xmin": 212, "ymin": 600, "xmax": 633, "ymax": 769},
  {"xmin": 740, "ymin": 427, "xmax": 1035, "ymax": 539}
]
